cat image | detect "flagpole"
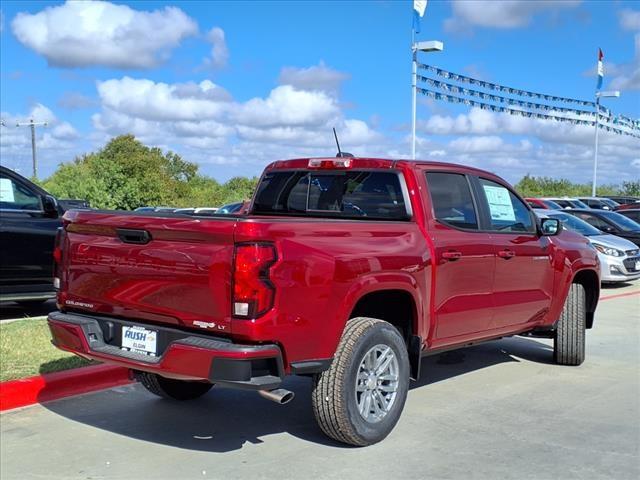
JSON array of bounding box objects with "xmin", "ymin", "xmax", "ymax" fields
[
  {"xmin": 411, "ymin": 27, "xmax": 417, "ymax": 160},
  {"xmin": 591, "ymin": 95, "xmax": 600, "ymax": 197}
]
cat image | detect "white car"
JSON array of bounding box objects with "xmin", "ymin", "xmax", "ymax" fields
[{"xmin": 537, "ymin": 210, "xmax": 640, "ymax": 283}]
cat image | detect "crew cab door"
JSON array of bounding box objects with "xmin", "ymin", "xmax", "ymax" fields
[
  {"xmin": 0, "ymin": 170, "xmax": 60, "ymax": 293},
  {"xmin": 473, "ymin": 177, "xmax": 553, "ymax": 329},
  {"xmin": 422, "ymin": 171, "xmax": 495, "ymax": 342}
]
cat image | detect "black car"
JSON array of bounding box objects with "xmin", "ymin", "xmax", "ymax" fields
[
  {"xmin": 617, "ymin": 209, "xmax": 640, "ymax": 224},
  {"xmin": 598, "ymin": 195, "xmax": 640, "ymax": 206},
  {"xmin": 0, "ymin": 166, "xmax": 88, "ymax": 305},
  {"xmin": 565, "ymin": 208, "xmax": 640, "ymax": 247}
]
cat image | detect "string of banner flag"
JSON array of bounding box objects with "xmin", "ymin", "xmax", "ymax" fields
[{"xmin": 417, "ymin": 63, "xmax": 640, "ymax": 138}]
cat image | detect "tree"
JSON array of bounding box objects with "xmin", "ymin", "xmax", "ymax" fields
[
  {"xmin": 514, "ymin": 174, "xmax": 621, "ymax": 198},
  {"xmin": 43, "ymin": 135, "xmax": 202, "ymax": 210},
  {"xmin": 620, "ymin": 180, "xmax": 640, "ymax": 196}
]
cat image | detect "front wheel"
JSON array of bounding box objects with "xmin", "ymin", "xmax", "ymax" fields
[
  {"xmin": 136, "ymin": 372, "xmax": 214, "ymax": 400},
  {"xmin": 554, "ymin": 283, "xmax": 586, "ymax": 366},
  {"xmin": 311, "ymin": 317, "xmax": 410, "ymax": 446}
]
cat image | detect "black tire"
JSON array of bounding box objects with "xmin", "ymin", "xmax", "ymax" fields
[
  {"xmin": 311, "ymin": 317, "xmax": 410, "ymax": 446},
  {"xmin": 136, "ymin": 372, "xmax": 213, "ymax": 401},
  {"xmin": 554, "ymin": 283, "xmax": 586, "ymax": 366}
]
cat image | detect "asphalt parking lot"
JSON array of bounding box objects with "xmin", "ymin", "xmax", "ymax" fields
[{"xmin": 1, "ymin": 283, "xmax": 638, "ymax": 480}]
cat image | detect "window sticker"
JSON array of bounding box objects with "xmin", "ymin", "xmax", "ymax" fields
[
  {"xmin": 0, "ymin": 178, "xmax": 15, "ymax": 202},
  {"xmin": 483, "ymin": 185, "xmax": 516, "ymax": 222}
]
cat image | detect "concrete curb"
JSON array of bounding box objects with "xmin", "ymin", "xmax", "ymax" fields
[{"xmin": 0, "ymin": 364, "xmax": 132, "ymax": 412}]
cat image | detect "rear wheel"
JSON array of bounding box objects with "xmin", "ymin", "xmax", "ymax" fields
[
  {"xmin": 554, "ymin": 283, "xmax": 586, "ymax": 366},
  {"xmin": 136, "ymin": 372, "xmax": 213, "ymax": 400},
  {"xmin": 311, "ymin": 317, "xmax": 410, "ymax": 446}
]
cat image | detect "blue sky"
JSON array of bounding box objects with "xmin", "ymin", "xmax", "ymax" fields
[{"xmin": 0, "ymin": 0, "xmax": 638, "ymax": 186}]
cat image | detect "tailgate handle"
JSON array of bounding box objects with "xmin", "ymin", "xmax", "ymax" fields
[{"xmin": 117, "ymin": 228, "xmax": 152, "ymax": 245}]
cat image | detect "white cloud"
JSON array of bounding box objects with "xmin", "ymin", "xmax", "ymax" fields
[
  {"xmin": 414, "ymin": 107, "xmax": 640, "ymax": 184},
  {"xmin": 89, "ymin": 71, "xmax": 386, "ymax": 176},
  {"xmin": 609, "ymin": 32, "xmax": 640, "ymax": 91},
  {"xmin": 619, "ymin": 9, "xmax": 640, "ymax": 31},
  {"xmin": 278, "ymin": 61, "xmax": 350, "ymax": 96},
  {"xmin": 11, "ymin": 1, "xmax": 198, "ymax": 68},
  {"xmin": 234, "ymin": 85, "xmax": 340, "ymax": 128},
  {"xmin": 445, "ymin": 0, "xmax": 581, "ymax": 32},
  {"xmin": 97, "ymin": 77, "xmax": 230, "ymax": 121},
  {"xmin": 203, "ymin": 27, "xmax": 229, "ymax": 69}
]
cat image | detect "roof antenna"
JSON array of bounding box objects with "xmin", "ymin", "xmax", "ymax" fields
[{"xmin": 333, "ymin": 127, "xmax": 354, "ymax": 158}]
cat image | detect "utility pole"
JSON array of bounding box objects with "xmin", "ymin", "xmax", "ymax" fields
[{"xmin": 16, "ymin": 119, "xmax": 47, "ymax": 179}]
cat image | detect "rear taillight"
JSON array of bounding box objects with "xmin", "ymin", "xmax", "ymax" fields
[
  {"xmin": 53, "ymin": 227, "xmax": 64, "ymax": 290},
  {"xmin": 232, "ymin": 243, "xmax": 277, "ymax": 318}
]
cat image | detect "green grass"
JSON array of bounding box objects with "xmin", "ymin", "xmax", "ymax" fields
[{"xmin": 0, "ymin": 319, "xmax": 94, "ymax": 382}]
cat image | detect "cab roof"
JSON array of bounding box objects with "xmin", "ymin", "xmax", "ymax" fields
[{"xmin": 265, "ymin": 157, "xmax": 494, "ymax": 176}]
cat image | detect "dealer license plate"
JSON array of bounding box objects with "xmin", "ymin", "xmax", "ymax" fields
[
  {"xmin": 121, "ymin": 325, "xmax": 157, "ymax": 356},
  {"xmin": 635, "ymin": 260, "xmax": 640, "ymax": 271}
]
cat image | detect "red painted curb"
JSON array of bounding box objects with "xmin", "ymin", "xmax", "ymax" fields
[
  {"xmin": 0, "ymin": 364, "xmax": 132, "ymax": 412},
  {"xmin": 600, "ymin": 291, "xmax": 640, "ymax": 301}
]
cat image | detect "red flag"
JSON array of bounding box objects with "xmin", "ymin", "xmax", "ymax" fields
[{"xmin": 598, "ymin": 48, "xmax": 604, "ymax": 61}]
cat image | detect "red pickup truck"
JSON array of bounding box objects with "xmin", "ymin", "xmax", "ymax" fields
[{"xmin": 48, "ymin": 157, "xmax": 599, "ymax": 446}]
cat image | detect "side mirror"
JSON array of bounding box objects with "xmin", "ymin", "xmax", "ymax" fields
[
  {"xmin": 42, "ymin": 195, "xmax": 59, "ymax": 218},
  {"xmin": 540, "ymin": 218, "xmax": 562, "ymax": 236}
]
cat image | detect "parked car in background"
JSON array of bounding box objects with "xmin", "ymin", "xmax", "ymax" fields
[
  {"xmin": 0, "ymin": 166, "xmax": 88, "ymax": 304},
  {"xmin": 134, "ymin": 206, "xmax": 177, "ymax": 213},
  {"xmin": 545, "ymin": 198, "xmax": 590, "ymax": 209},
  {"xmin": 525, "ymin": 198, "xmax": 564, "ymax": 210},
  {"xmin": 537, "ymin": 210, "xmax": 640, "ymax": 283},
  {"xmin": 217, "ymin": 201, "xmax": 249, "ymax": 214},
  {"xmin": 577, "ymin": 197, "xmax": 617, "ymax": 210},
  {"xmin": 599, "ymin": 195, "xmax": 640, "ymax": 207},
  {"xmin": 615, "ymin": 200, "xmax": 640, "ymax": 211},
  {"xmin": 617, "ymin": 209, "xmax": 640, "ymax": 224},
  {"xmin": 174, "ymin": 207, "xmax": 219, "ymax": 216},
  {"xmin": 598, "ymin": 198, "xmax": 621, "ymax": 210},
  {"xmin": 48, "ymin": 157, "xmax": 600, "ymax": 447},
  {"xmin": 565, "ymin": 209, "xmax": 640, "ymax": 247}
]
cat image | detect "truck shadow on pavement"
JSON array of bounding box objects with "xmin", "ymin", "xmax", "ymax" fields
[
  {"xmin": 42, "ymin": 336, "xmax": 554, "ymax": 452},
  {"xmin": 0, "ymin": 300, "xmax": 57, "ymax": 321}
]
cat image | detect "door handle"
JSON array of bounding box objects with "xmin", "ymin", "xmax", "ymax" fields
[
  {"xmin": 498, "ymin": 249, "xmax": 516, "ymax": 259},
  {"xmin": 442, "ymin": 250, "xmax": 462, "ymax": 261}
]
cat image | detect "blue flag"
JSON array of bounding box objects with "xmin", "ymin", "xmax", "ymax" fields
[{"xmin": 413, "ymin": 1, "xmax": 427, "ymax": 34}]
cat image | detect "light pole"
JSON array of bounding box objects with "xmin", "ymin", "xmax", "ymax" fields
[
  {"xmin": 411, "ymin": 40, "xmax": 443, "ymax": 160},
  {"xmin": 16, "ymin": 119, "xmax": 47, "ymax": 179},
  {"xmin": 591, "ymin": 90, "xmax": 620, "ymax": 196}
]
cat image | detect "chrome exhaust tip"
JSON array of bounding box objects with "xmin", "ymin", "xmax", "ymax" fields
[{"xmin": 258, "ymin": 388, "xmax": 295, "ymax": 405}]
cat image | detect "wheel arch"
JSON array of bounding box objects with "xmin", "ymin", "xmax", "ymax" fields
[
  {"xmin": 347, "ymin": 286, "xmax": 422, "ymax": 380},
  {"xmin": 571, "ymin": 268, "xmax": 600, "ymax": 329}
]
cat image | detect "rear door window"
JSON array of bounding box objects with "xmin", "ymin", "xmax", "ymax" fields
[
  {"xmin": 425, "ymin": 172, "xmax": 478, "ymax": 230},
  {"xmin": 253, "ymin": 170, "xmax": 409, "ymax": 220},
  {"xmin": 573, "ymin": 212, "xmax": 610, "ymax": 230},
  {"xmin": 478, "ymin": 178, "xmax": 535, "ymax": 233}
]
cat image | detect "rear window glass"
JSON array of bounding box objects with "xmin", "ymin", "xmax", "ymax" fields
[
  {"xmin": 425, "ymin": 172, "xmax": 478, "ymax": 230},
  {"xmin": 252, "ymin": 171, "xmax": 409, "ymax": 220}
]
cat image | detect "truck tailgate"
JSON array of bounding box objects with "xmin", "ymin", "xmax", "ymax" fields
[{"xmin": 60, "ymin": 210, "xmax": 236, "ymax": 333}]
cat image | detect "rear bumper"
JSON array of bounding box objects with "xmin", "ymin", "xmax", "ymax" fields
[{"xmin": 47, "ymin": 311, "xmax": 284, "ymax": 390}]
